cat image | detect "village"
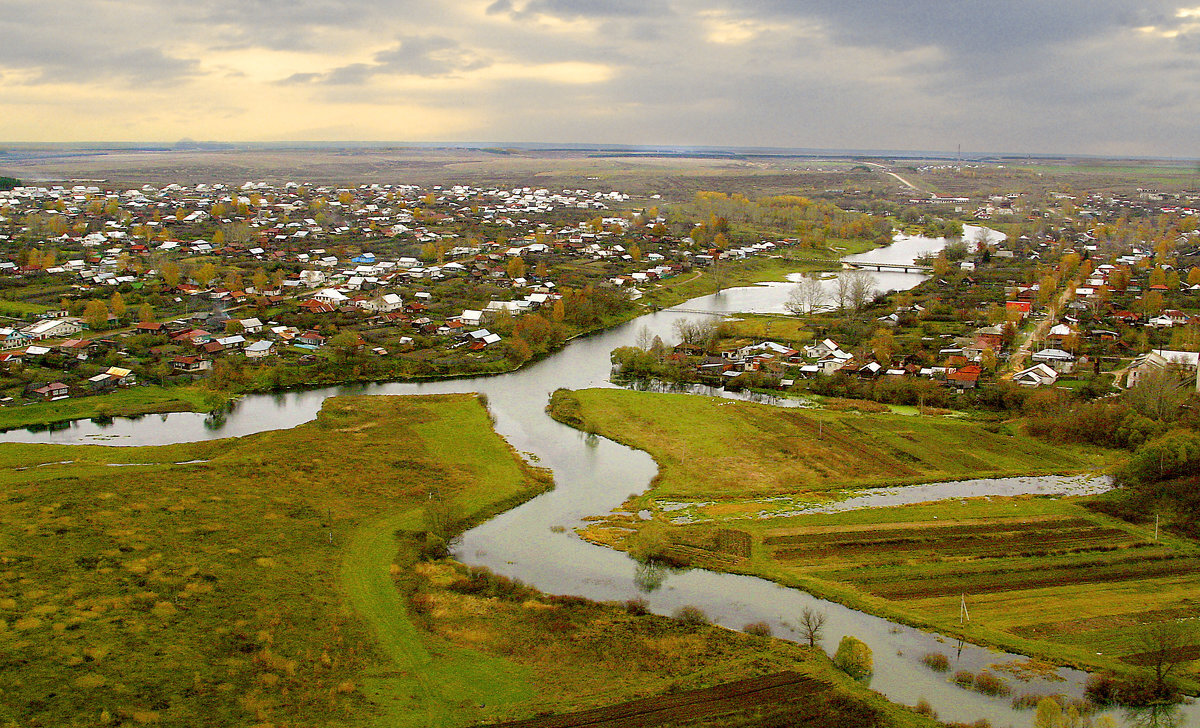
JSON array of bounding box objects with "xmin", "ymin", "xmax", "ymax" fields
[{"xmin": 0, "ymin": 171, "xmax": 1198, "ymax": 418}]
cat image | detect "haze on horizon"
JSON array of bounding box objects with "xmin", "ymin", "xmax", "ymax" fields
[{"xmin": 4, "ymin": 1, "xmax": 1200, "ymax": 158}]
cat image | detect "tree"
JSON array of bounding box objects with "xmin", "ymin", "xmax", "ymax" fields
[
  {"xmin": 1139, "ymin": 621, "xmax": 1195, "ymax": 694},
  {"xmin": 83, "ymin": 299, "xmax": 109, "ymax": 331},
  {"xmin": 672, "ymin": 318, "xmax": 719, "ymax": 348},
  {"xmin": 252, "ymin": 268, "xmax": 268, "ymax": 293},
  {"xmin": 109, "ymin": 291, "xmax": 126, "ymax": 320},
  {"xmin": 507, "ymin": 256, "xmax": 526, "ymax": 280},
  {"xmin": 161, "ymin": 261, "xmax": 181, "ymax": 288},
  {"xmin": 193, "ymin": 263, "xmax": 217, "ymax": 288},
  {"xmin": 786, "ymin": 273, "xmax": 826, "ymax": 315},
  {"xmin": 845, "ymin": 270, "xmax": 877, "ymax": 312},
  {"xmin": 1127, "ymin": 367, "xmax": 1190, "ymax": 421},
  {"xmin": 1188, "ymin": 267, "xmax": 1200, "ymax": 286},
  {"xmin": 797, "ymin": 607, "xmax": 826, "ymax": 648},
  {"xmin": 137, "ymin": 302, "xmax": 154, "ymax": 323},
  {"xmin": 869, "ymin": 328, "xmax": 897, "ymax": 365},
  {"xmin": 833, "ymin": 635, "xmax": 872, "ymax": 678},
  {"xmin": 551, "ymin": 298, "xmax": 565, "ymax": 322}
]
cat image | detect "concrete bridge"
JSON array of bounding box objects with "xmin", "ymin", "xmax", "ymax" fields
[{"xmin": 842, "ymin": 260, "xmax": 932, "ymax": 273}]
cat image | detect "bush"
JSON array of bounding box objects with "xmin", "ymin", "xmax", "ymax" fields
[
  {"xmin": 742, "ymin": 621, "xmax": 772, "ymax": 637},
  {"xmin": 673, "ymin": 605, "xmax": 709, "ymax": 625},
  {"xmin": 1085, "ymin": 672, "xmax": 1119, "ymax": 705},
  {"xmin": 623, "ymin": 597, "xmax": 649, "ymax": 616},
  {"xmin": 914, "ymin": 698, "xmax": 936, "ymax": 718},
  {"xmin": 833, "ymin": 635, "xmax": 873, "ymax": 678},
  {"xmin": 921, "ymin": 652, "xmax": 950, "ymax": 672},
  {"xmin": 972, "ymin": 671, "xmax": 1010, "ymax": 697},
  {"xmin": 952, "ymin": 670, "xmax": 975, "ymax": 688}
]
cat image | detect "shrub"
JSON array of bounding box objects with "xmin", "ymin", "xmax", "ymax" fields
[
  {"xmin": 952, "ymin": 670, "xmax": 975, "ymax": 688},
  {"xmin": 1085, "ymin": 672, "xmax": 1119, "ymax": 705},
  {"xmin": 914, "ymin": 698, "xmax": 936, "ymax": 718},
  {"xmin": 742, "ymin": 621, "xmax": 772, "ymax": 637},
  {"xmin": 833, "ymin": 635, "xmax": 873, "ymax": 678},
  {"xmin": 623, "ymin": 597, "xmax": 649, "ymax": 616},
  {"xmin": 921, "ymin": 652, "xmax": 950, "ymax": 672},
  {"xmin": 1011, "ymin": 693, "xmax": 1045, "ymax": 710},
  {"xmin": 973, "ymin": 671, "xmax": 1010, "ymax": 697},
  {"xmin": 673, "ymin": 605, "xmax": 709, "ymax": 625}
]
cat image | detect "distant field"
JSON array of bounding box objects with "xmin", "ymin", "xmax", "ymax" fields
[{"xmin": 554, "ymin": 389, "xmax": 1200, "ymax": 684}]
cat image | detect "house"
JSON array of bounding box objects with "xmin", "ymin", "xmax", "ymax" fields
[
  {"xmin": 23, "ymin": 317, "xmax": 83, "ymax": 340},
  {"xmin": 1012, "ymin": 363, "xmax": 1059, "ymax": 387},
  {"xmin": 1031, "ymin": 348, "xmax": 1076, "ymax": 374},
  {"xmin": 296, "ymin": 331, "xmax": 326, "ymax": 347},
  {"xmin": 804, "ymin": 338, "xmax": 844, "ymax": 359},
  {"xmin": 947, "ymin": 365, "xmax": 982, "ymax": 389},
  {"xmin": 1125, "ymin": 350, "xmax": 1200, "ymax": 389},
  {"xmin": 32, "ymin": 381, "xmax": 69, "ymax": 400},
  {"xmin": 244, "ymin": 340, "xmax": 275, "ymax": 358},
  {"xmin": 238, "ymin": 317, "xmax": 263, "ymax": 334},
  {"xmin": 312, "ymin": 288, "xmax": 348, "ymax": 305},
  {"xmin": 171, "ymin": 355, "xmax": 211, "ymax": 373},
  {"xmin": 360, "ymin": 293, "xmax": 403, "ymax": 313},
  {"xmin": 104, "ymin": 366, "xmax": 136, "ymax": 386},
  {"xmin": 133, "ymin": 321, "xmax": 165, "ymax": 335}
]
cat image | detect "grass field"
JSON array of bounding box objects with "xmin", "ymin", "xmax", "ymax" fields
[
  {"xmin": 553, "ymin": 389, "xmax": 1200, "ymax": 686},
  {"xmin": 0, "ymin": 385, "xmax": 227, "ymax": 430},
  {"xmin": 0, "ymin": 393, "xmax": 935, "ymax": 728},
  {"xmin": 0, "ymin": 394, "xmax": 551, "ymax": 727},
  {"xmin": 549, "ymin": 389, "xmax": 1106, "ymax": 502}
]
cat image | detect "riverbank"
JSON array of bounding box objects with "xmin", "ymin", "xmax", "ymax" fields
[
  {"xmin": 0, "ymin": 384, "xmax": 234, "ymax": 431},
  {"xmin": 0, "ymin": 392, "xmax": 939, "ymax": 728},
  {"xmin": 548, "ymin": 388, "xmax": 1200, "ymax": 697}
]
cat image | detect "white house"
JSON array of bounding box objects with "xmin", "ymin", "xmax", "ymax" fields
[
  {"xmin": 1012, "ymin": 363, "xmax": 1059, "ymax": 387},
  {"xmin": 361, "ymin": 293, "xmax": 403, "ymax": 313},
  {"xmin": 312, "ymin": 288, "xmax": 349, "ymax": 305},
  {"xmin": 23, "ymin": 317, "xmax": 83, "ymax": 340}
]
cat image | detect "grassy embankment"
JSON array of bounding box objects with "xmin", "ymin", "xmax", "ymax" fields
[
  {"xmin": 0, "ymin": 385, "xmax": 232, "ymax": 431},
  {"xmin": 0, "ymin": 393, "xmax": 933, "ymax": 728},
  {"xmin": 545, "ymin": 389, "xmax": 1199, "ymax": 686}
]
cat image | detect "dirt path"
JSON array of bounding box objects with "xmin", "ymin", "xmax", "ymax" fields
[
  {"xmin": 1005, "ymin": 280, "xmax": 1080, "ymax": 375},
  {"xmin": 863, "ymin": 162, "xmax": 933, "ymax": 198}
]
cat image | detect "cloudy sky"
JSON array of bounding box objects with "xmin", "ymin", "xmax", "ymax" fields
[{"xmin": 2, "ymin": 1, "xmax": 1199, "ymax": 156}]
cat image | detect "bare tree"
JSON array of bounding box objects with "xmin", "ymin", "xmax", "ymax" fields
[
  {"xmin": 786, "ymin": 273, "xmax": 827, "ymax": 315},
  {"xmin": 798, "ymin": 607, "xmax": 827, "ymax": 648},
  {"xmin": 673, "ymin": 318, "xmax": 719, "ymax": 348},
  {"xmin": 835, "ymin": 272, "xmax": 851, "ymax": 311},
  {"xmin": 1126, "ymin": 366, "xmax": 1190, "ymax": 421},
  {"xmin": 845, "ymin": 270, "xmax": 877, "ymax": 312}
]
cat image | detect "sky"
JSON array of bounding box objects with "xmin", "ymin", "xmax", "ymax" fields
[{"xmin": 2, "ymin": 1, "xmax": 1200, "ymax": 156}]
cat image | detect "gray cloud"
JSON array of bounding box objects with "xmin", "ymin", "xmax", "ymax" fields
[{"xmin": 280, "ymin": 34, "xmax": 491, "ymax": 85}]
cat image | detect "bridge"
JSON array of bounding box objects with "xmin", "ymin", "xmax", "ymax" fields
[{"xmin": 842, "ymin": 260, "xmax": 932, "ymax": 273}]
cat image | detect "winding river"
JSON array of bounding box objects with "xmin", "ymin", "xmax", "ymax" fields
[{"xmin": 3, "ymin": 227, "xmax": 1187, "ymax": 727}]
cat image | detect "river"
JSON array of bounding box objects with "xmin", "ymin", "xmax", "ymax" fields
[{"xmin": 2, "ymin": 226, "xmax": 1186, "ymax": 727}]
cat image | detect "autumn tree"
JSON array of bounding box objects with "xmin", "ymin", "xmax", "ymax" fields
[
  {"xmin": 83, "ymin": 299, "xmax": 109, "ymax": 331},
  {"xmin": 109, "ymin": 291, "xmax": 126, "ymax": 320},
  {"xmin": 252, "ymin": 268, "xmax": 268, "ymax": 293},
  {"xmin": 161, "ymin": 261, "xmax": 182, "ymax": 288},
  {"xmin": 193, "ymin": 263, "xmax": 217, "ymax": 288},
  {"xmin": 507, "ymin": 256, "xmax": 526, "ymax": 280},
  {"xmin": 138, "ymin": 302, "xmax": 154, "ymax": 322}
]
